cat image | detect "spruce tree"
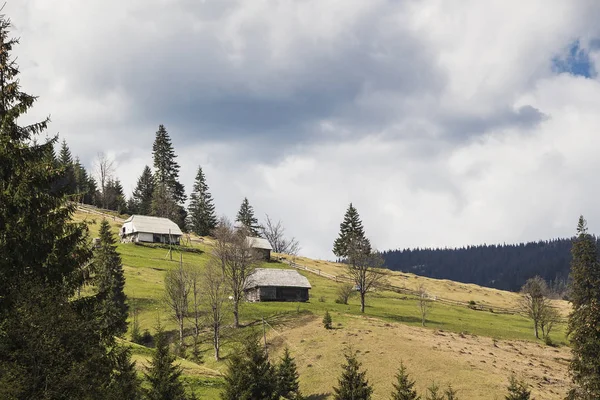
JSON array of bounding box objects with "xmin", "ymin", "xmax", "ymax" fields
[
  {"xmin": 0, "ymin": 13, "xmax": 115, "ymax": 397},
  {"xmin": 425, "ymin": 383, "xmax": 443, "ymax": 400},
  {"xmin": 323, "ymin": 310, "xmax": 333, "ymax": 329},
  {"xmin": 333, "ymin": 351, "xmax": 373, "ymax": 400},
  {"xmin": 236, "ymin": 197, "xmax": 261, "ymax": 236},
  {"xmin": 94, "ymin": 219, "xmax": 128, "ymax": 340},
  {"xmin": 132, "ymin": 165, "xmax": 155, "ymax": 215},
  {"xmin": 107, "ymin": 346, "xmax": 142, "ymax": 400},
  {"xmin": 221, "ymin": 337, "xmax": 278, "ymax": 400},
  {"xmin": 505, "ymin": 376, "xmax": 530, "ymax": 400},
  {"xmin": 444, "ymin": 385, "xmax": 458, "ymax": 400},
  {"xmin": 390, "ymin": 362, "xmax": 420, "ymax": 400},
  {"xmin": 277, "ymin": 347, "xmax": 302, "ymax": 400},
  {"xmin": 144, "ymin": 322, "xmax": 187, "ymax": 400},
  {"xmin": 333, "ymin": 203, "xmax": 371, "ymax": 259},
  {"xmin": 567, "ymin": 215, "xmax": 600, "ymax": 398},
  {"xmin": 73, "ymin": 156, "xmax": 91, "ymax": 204},
  {"xmin": 152, "ymin": 124, "xmax": 186, "ymax": 227},
  {"xmin": 58, "ymin": 138, "xmax": 77, "ymax": 195},
  {"xmin": 188, "ymin": 166, "xmax": 218, "ymax": 236}
]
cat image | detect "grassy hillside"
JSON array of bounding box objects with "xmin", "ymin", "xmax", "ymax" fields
[{"xmin": 74, "ymin": 210, "xmax": 572, "ymax": 399}]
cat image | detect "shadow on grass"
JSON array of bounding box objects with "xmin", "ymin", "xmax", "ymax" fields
[
  {"xmin": 305, "ymin": 393, "xmax": 331, "ymax": 400},
  {"xmin": 383, "ymin": 314, "xmax": 441, "ymax": 325}
]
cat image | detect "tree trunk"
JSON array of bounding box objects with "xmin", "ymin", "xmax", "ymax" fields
[
  {"xmin": 233, "ymin": 300, "xmax": 240, "ymax": 328},
  {"xmin": 360, "ymin": 292, "xmax": 365, "ymax": 313},
  {"xmin": 214, "ymin": 323, "xmax": 220, "ymax": 361},
  {"xmin": 534, "ymin": 323, "xmax": 539, "ymax": 339},
  {"xmin": 178, "ymin": 316, "xmax": 184, "ymax": 349}
]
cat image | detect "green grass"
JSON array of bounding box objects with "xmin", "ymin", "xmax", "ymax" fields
[{"xmin": 77, "ymin": 212, "xmax": 569, "ymax": 399}]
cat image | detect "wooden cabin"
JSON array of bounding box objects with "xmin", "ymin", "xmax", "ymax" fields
[
  {"xmin": 120, "ymin": 215, "xmax": 182, "ymax": 245},
  {"xmin": 244, "ymin": 268, "xmax": 311, "ymax": 302}
]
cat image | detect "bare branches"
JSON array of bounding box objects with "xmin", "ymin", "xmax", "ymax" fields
[
  {"xmin": 260, "ymin": 214, "xmax": 300, "ymax": 256},
  {"xmin": 93, "ymin": 152, "xmax": 115, "ymax": 209},
  {"xmin": 417, "ymin": 284, "xmax": 432, "ymax": 327},
  {"xmin": 520, "ymin": 276, "xmax": 554, "ymax": 339},
  {"xmin": 346, "ymin": 237, "xmax": 387, "ymax": 313},
  {"xmin": 212, "ymin": 217, "xmax": 259, "ymax": 328},
  {"xmin": 202, "ymin": 260, "xmax": 229, "ymax": 361},
  {"xmin": 164, "ymin": 261, "xmax": 191, "ymax": 354}
]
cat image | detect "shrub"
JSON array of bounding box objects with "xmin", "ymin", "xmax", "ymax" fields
[
  {"xmin": 323, "ymin": 311, "xmax": 332, "ymax": 329},
  {"xmin": 336, "ymin": 283, "xmax": 355, "ymax": 305}
]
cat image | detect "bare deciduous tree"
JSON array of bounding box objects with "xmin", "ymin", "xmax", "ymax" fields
[
  {"xmin": 164, "ymin": 260, "xmax": 191, "ymax": 354},
  {"xmin": 417, "ymin": 284, "xmax": 432, "ymax": 327},
  {"xmin": 187, "ymin": 265, "xmax": 203, "ymax": 360},
  {"xmin": 202, "ymin": 260, "xmax": 228, "ymax": 361},
  {"xmin": 335, "ymin": 283, "xmax": 355, "ymax": 305},
  {"xmin": 260, "ymin": 214, "xmax": 301, "ymax": 256},
  {"xmin": 346, "ymin": 236, "xmax": 387, "ymax": 313},
  {"xmin": 93, "ymin": 152, "xmax": 115, "ymax": 209},
  {"xmin": 540, "ymin": 305, "xmax": 561, "ymax": 339},
  {"xmin": 520, "ymin": 276, "xmax": 553, "ymax": 339},
  {"xmin": 212, "ymin": 217, "xmax": 259, "ymax": 328}
]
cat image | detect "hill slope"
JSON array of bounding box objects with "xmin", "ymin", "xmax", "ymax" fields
[{"xmin": 75, "ymin": 210, "xmax": 572, "ymax": 399}]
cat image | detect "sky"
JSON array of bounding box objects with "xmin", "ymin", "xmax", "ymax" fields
[{"xmin": 10, "ymin": 0, "xmax": 600, "ymax": 259}]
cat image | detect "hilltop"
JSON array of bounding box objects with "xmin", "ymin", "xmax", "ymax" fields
[{"xmin": 74, "ymin": 208, "xmax": 573, "ymax": 399}]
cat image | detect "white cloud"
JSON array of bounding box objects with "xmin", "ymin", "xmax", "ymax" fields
[{"xmin": 8, "ymin": 0, "xmax": 600, "ymax": 259}]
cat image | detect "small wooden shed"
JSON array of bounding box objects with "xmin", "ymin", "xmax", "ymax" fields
[
  {"xmin": 244, "ymin": 268, "xmax": 311, "ymax": 302},
  {"xmin": 247, "ymin": 236, "xmax": 273, "ymax": 261},
  {"xmin": 120, "ymin": 215, "xmax": 182, "ymax": 245}
]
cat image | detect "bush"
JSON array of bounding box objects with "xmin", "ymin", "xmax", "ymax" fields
[
  {"xmin": 323, "ymin": 311, "xmax": 332, "ymax": 329},
  {"xmin": 336, "ymin": 283, "xmax": 355, "ymax": 305},
  {"xmin": 140, "ymin": 329, "xmax": 153, "ymax": 346}
]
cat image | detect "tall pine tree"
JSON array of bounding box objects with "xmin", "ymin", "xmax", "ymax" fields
[
  {"xmin": 0, "ymin": 13, "xmax": 116, "ymax": 398},
  {"xmin": 236, "ymin": 197, "xmax": 261, "ymax": 236},
  {"xmin": 58, "ymin": 138, "xmax": 77, "ymax": 195},
  {"xmin": 221, "ymin": 337, "xmax": 278, "ymax": 400},
  {"xmin": 332, "ymin": 350, "xmax": 373, "ymax": 400},
  {"xmin": 152, "ymin": 125, "xmax": 186, "ymax": 227},
  {"xmin": 390, "ymin": 362, "xmax": 420, "ymax": 400},
  {"xmin": 333, "ymin": 203, "xmax": 371, "ymax": 259},
  {"xmin": 188, "ymin": 166, "xmax": 217, "ymax": 236},
  {"xmin": 567, "ymin": 216, "xmax": 600, "ymax": 398},
  {"xmin": 94, "ymin": 219, "xmax": 128, "ymax": 340},
  {"xmin": 132, "ymin": 165, "xmax": 154, "ymax": 215},
  {"xmin": 144, "ymin": 321, "xmax": 187, "ymax": 400}
]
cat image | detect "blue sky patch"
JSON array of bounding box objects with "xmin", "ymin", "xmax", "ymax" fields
[{"xmin": 552, "ymin": 40, "xmax": 595, "ymax": 78}]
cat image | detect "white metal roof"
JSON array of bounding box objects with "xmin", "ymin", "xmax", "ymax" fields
[
  {"xmin": 245, "ymin": 268, "xmax": 311, "ymax": 289},
  {"xmin": 247, "ymin": 236, "xmax": 273, "ymax": 250},
  {"xmin": 122, "ymin": 215, "xmax": 183, "ymax": 236}
]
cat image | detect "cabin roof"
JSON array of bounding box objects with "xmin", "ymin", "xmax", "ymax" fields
[
  {"xmin": 247, "ymin": 236, "xmax": 273, "ymax": 250},
  {"xmin": 122, "ymin": 215, "xmax": 183, "ymax": 236},
  {"xmin": 245, "ymin": 268, "xmax": 312, "ymax": 289}
]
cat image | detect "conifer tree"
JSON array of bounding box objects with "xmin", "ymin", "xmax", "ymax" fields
[
  {"xmin": 0, "ymin": 13, "xmax": 115, "ymax": 397},
  {"xmin": 152, "ymin": 124, "xmax": 186, "ymax": 227},
  {"xmin": 236, "ymin": 197, "xmax": 261, "ymax": 236},
  {"xmin": 221, "ymin": 337, "xmax": 278, "ymax": 400},
  {"xmin": 333, "ymin": 203, "xmax": 371, "ymax": 259},
  {"xmin": 567, "ymin": 215, "xmax": 600, "ymax": 398},
  {"xmin": 58, "ymin": 138, "xmax": 77, "ymax": 195},
  {"xmin": 444, "ymin": 385, "xmax": 458, "ymax": 400},
  {"xmin": 94, "ymin": 219, "xmax": 128, "ymax": 340},
  {"xmin": 188, "ymin": 166, "xmax": 218, "ymax": 236},
  {"xmin": 323, "ymin": 310, "xmax": 333, "ymax": 329},
  {"xmin": 73, "ymin": 156, "xmax": 91, "ymax": 204},
  {"xmin": 144, "ymin": 322, "xmax": 187, "ymax": 400},
  {"xmin": 132, "ymin": 165, "xmax": 155, "ymax": 215},
  {"xmin": 333, "ymin": 351, "xmax": 373, "ymax": 400},
  {"xmin": 425, "ymin": 383, "xmax": 443, "ymax": 400},
  {"xmin": 390, "ymin": 362, "xmax": 420, "ymax": 400},
  {"xmin": 277, "ymin": 347, "xmax": 302, "ymax": 400},
  {"xmin": 107, "ymin": 346, "xmax": 142, "ymax": 400},
  {"xmin": 505, "ymin": 376, "xmax": 530, "ymax": 400}
]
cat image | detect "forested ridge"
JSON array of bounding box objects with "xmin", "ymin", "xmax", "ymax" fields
[{"xmin": 382, "ymin": 238, "xmax": 600, "ymax": 292}]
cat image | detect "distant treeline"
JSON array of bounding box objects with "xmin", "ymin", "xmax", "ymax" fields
[{"xmin": 381, "ymin": 238, "xmax": 600, "ymax": 292}]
